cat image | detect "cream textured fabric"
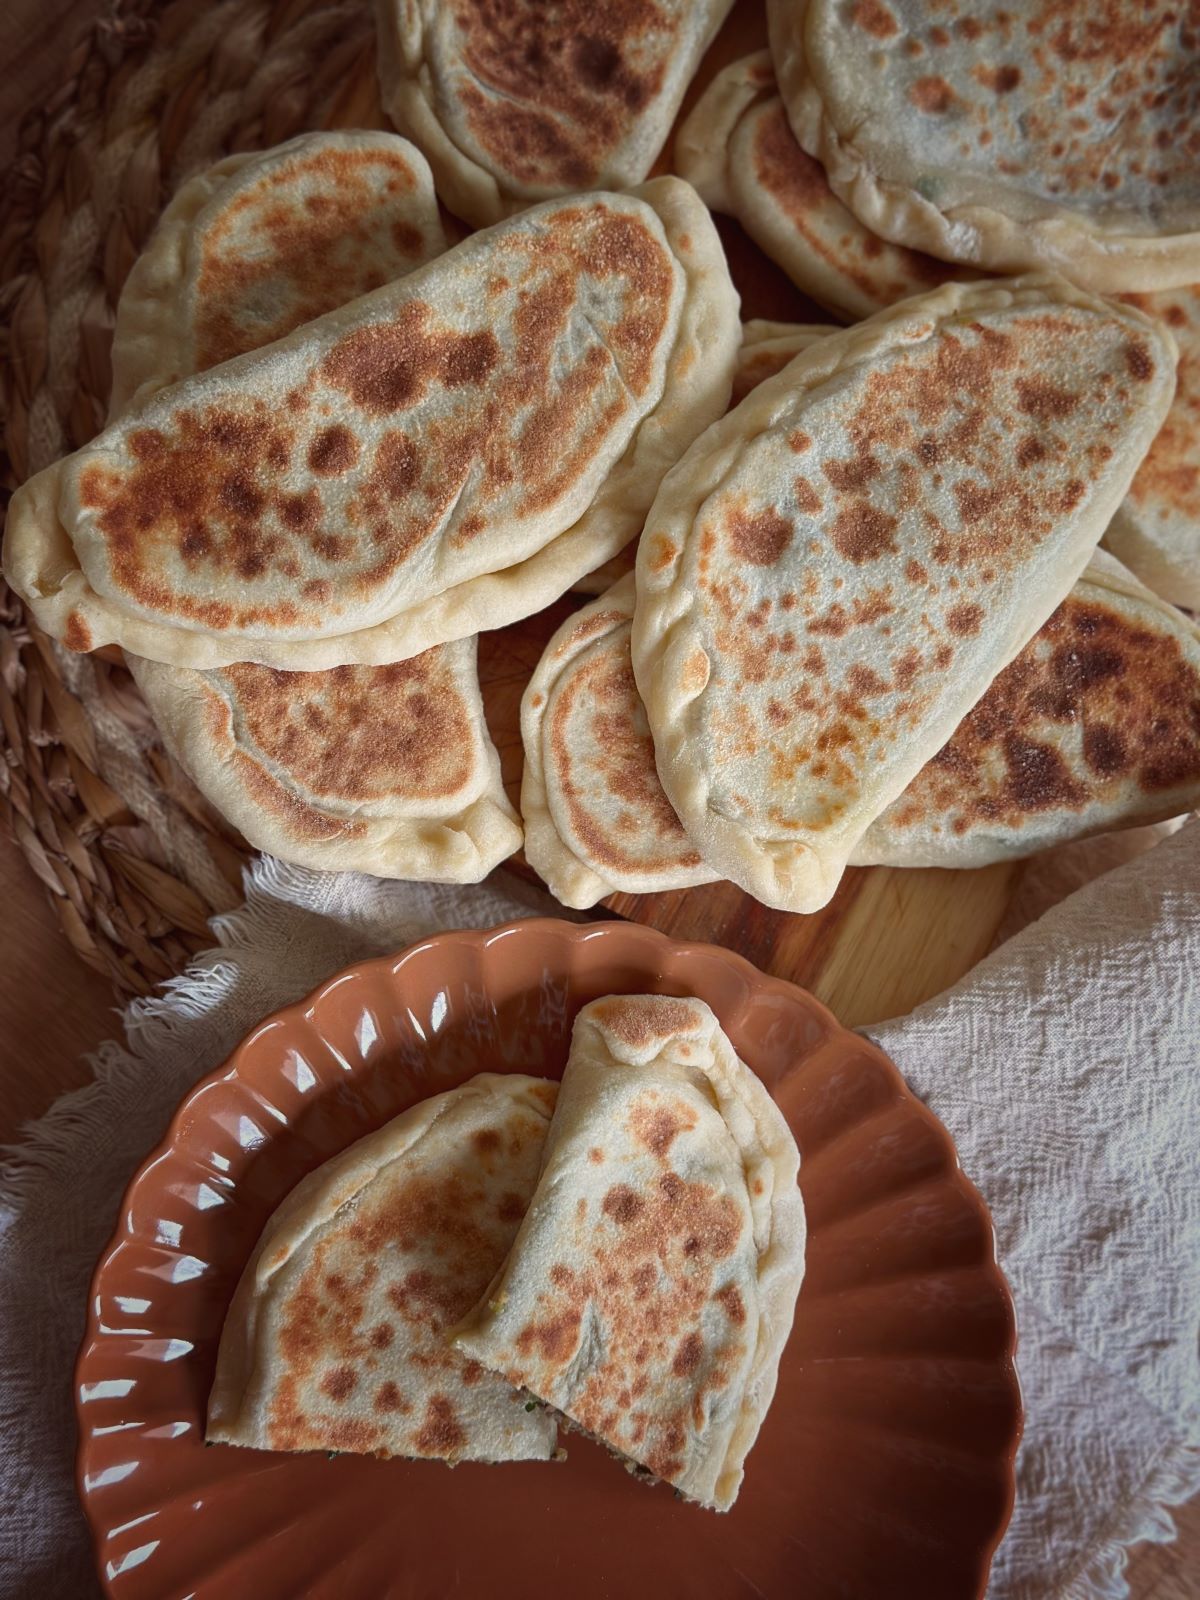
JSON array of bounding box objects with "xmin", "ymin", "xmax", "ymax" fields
[
  {"xmin": 870, "ymin": 818, "xmax": 1200, "ymax": 1599},
  {"xmin": 0, "ymin": 829, "xmax": 1197, "ymax": 1591}
]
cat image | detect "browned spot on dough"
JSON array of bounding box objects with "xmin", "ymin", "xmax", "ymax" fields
[
  {"xmin": 602, "ymin": 1184, "xmax": 645, "ymax": 1225},
  {"xmin": 374, "ymin": 1380, "xmax": 407, "ymax": 1413},
  {"xmin": 831, "ymin": 504, "xmax": 899, "ymax": 563},
  {"xmin": 515, "ymin": 1309, "xmax": 582, "ymax": 1365},
  {"xmin": 307, "ymin": 424, "xmax": 358, "ymax": 474},
  {"xmin": 793, "ymin": 476, "xmax": 823, "ymax": 514},
  {"xmin": 630, "ymin": 1097, "xmax": 698, "ymax": 1159},
  {"xmin": 1003, "ymin": 735, "xmax": 1087, "ymax": 810},
  {"xmin": 1083, "ymin": 723, "xmax": 1129, "ymax": 776},
  {"xmin": 320, "ymin": 1365, "xmax": 357, "ymax": 1402},
  {"xmin": 909, "ymin": 75, "xmax": 959, "ymax": 113},
  {"xmin": 1017, "ymin": 435, "xmax": 1048, "ymax": 468},
  {"xmin": 947, "ymin": 602, "xmax": 984, "ymax": 637},
  {"xmin": 1016, "ymin": 377, "xmax": 1081, "ymax": 421},
  {"xmin": 590, "ymin": 996, "xmax": 700, "ymax": 1050},
  {"xmin": 852, "ymin": 0, "xmax": 898, "ymax": 36},
  {"xmin": 716, "ymin": 1283, "xmax": 746, "ymax": 1325},
  {"xmin": 414, "ymin": 1393, "xmax": 466, "ymax": 1455},
  {"xmin": 672, "ymin": 1332, "xmax": 704, "ymax": 1377},
  {"xmin": 64, "ymin": 612, "xmax": 92, "ymax": 652},
  {"xmin": 1125, "ymin": 340, "xmax": 1154, "ymax": 381},
  {"xmin": 728, "ymin": 506, "xmax": 793, "ymax": 565},
  {"xmin": 322, "ymin": 305, "xmax": 500, "ymax": 414},
  {"xmin": 973, "ymin": 63, "xmax": 1021, "ymax": 92}
]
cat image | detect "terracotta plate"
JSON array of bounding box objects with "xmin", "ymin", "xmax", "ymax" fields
[{"xmin": 77, "ymin": 919, "xmax": 1020, "ymax": 1598}]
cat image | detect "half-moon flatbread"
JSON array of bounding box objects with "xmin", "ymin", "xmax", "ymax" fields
[
  {"xmin": 1104, "ymin": 285, "xmax": 1200, "ymax": 610},
  {"xmin": 209, "ymin": 1073, "xmax": 560, "ymax": 1463},
  {"xmin": 676, "ymin": 51, "xmax": 964, "ymax": 320},
  {"xmin": 131, "ymin": 646, "xmax": 521, "ymax": 882},
  {"xmin": 452, "ymin": 995, "xmax": 804, "ymax": 1512},
  {"xmin": 108, "ymin": 131, "xmax": 447, "ymax": 418},
  {"xmin": 769, "ymin": 0, "xmax": 1200, "ymax": 293},
  {"xmin": 852, "ymin": 551, "xmax": 1200, "ymax": 866},
  {"xmin": 632, "ymin": 277, "xmax": 1177, "ymax": 912},
  {"xmin": 522, "ymin": 573, "xmax": 715, "ymax": 906},
  {"xmin": 4, "ymin": 180, "xmax": 738, "ymax": 669},
  {"xmin": 375, "ymin": 0, "xmax": 734, "ymax": 228}
]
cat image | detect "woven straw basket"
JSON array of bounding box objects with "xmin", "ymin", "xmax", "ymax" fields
[{"xmin": 0, "ymin": 0, "xmax": 420, "ymax": 995}]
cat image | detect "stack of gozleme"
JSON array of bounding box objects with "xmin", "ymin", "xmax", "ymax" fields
[
  {"xmin": 5, "ymin": 0, "xmax": 1200, "ymax": 900},
  {"xmin": 524, "ymin": 284, "xmax": 1200, "ymax": 911},
  {"xmin": 102, "ymin": 131, "xmax": 521, "ymax": 881},
  {"xmin": 3, "ymin": 138, "xmax": 739, "ymax": 880},
  {"xmin": 519, "ymin": 2, "xmax": 1200, "ymax": 913},
  {"xmin": 212, "ymin": 996, "xmax": 805, "ymax": 1513}
]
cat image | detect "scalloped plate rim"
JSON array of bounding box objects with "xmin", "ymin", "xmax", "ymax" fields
[{"xmin": 75, "ymin": 915, "xmax": 1022, "ymax": 1597}]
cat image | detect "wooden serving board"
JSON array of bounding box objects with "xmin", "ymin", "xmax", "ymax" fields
[{"xmin": 331, "ymin": 2, "xmax": 1024, "ymax": 1030}]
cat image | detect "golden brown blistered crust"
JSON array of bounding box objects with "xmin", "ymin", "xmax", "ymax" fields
[
  {"xmin": 509, "ymin": 1090, "xmax": 747, "ymax": 1489},
  {"xmin": 749, "ymin": 98, "xmax": 958, "ymax": 305},
  {"xmin": 1119, "ymin": 285, "xmax": 1200, "ymax": 523},
  {"xmin": 450, "ymin": 0, "xmax": 679, "ymax": 190},
  {"xmin": 80, "ymin": 202, "xmax": 675, "ymax": 630},
  {"xmin": 844, "ymin": 0, "xmax": 1200, "ymax": 213},
  {"xmin": 216, "ymin": 655, "xmax": 476, "ymax": 806},
  {"xmin": 193, "ymin": 144, "xmax": 434, "ymax": 370},
  {"xmin": 266, "ymin": 1105, "xmax": 550, "ymax": 1458},
  {"xmin": 548, "ymin": 621, "xmax": 703, "ymax": 878},
  {"xmin": 692, "ymin": 309, "xmax": 1160, "ymax": 822},
  {"xmin": 880, "ymin": 591, "xmax": 1200, "ymax": 839},
  {"xmin": 587, "ymin": 995, "xmax": 705, "ymax": 1052}
]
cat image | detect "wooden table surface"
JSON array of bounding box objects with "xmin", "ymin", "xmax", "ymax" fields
[{"xmin": 0, "ymin": 4, "xmax": 1195, "ymax": 1595}]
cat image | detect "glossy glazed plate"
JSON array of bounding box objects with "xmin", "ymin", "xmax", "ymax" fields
[{"xmin": 77, "ymin": 919, "xmax": 1020, "ymax": 1599}]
